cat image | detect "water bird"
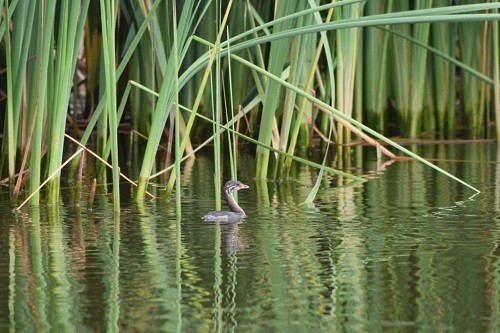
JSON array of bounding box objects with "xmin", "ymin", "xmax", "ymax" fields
[{"xmin": 202, "ymin": 180, "xmax": 249, "ymax": 222}]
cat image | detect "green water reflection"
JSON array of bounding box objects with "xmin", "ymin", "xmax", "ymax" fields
[{"xmin": 0, "ymin": 143, "xmax": 499, "ymax": 332}]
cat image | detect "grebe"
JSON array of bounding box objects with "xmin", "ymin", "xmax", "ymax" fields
[{"xmin": 202, "ymin": 180, "xmax": 249, "ymax": 222}]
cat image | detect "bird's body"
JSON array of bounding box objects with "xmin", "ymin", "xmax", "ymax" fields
[{"xmin": 202, "ymin": 180, "xmax": 249, "ymax": 222}]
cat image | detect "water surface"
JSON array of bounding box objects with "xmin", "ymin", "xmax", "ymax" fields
[{"xmin": 0, "ymin": 143, "xmax": 499, "ymax": 332}]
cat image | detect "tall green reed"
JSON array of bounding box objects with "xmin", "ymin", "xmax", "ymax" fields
[
  {"xmin": 334, "ymin": 0, "xmax": 364, "ymax": 145},
  {"xmin": 138, "ymin": 1, "xmax": 495, "ymax": 195},
  {"xmin": 25, "ymin": 1, "xmax": 57, "ymax": 204},
  {"xmin": 130, "ymin": 79, "xmax": 362, "ymax": 186},
  {"xmin": 431, "ymin": 0, "xmax": 453, "ymax": 135},
  {"xmin": 3, "ymin": 0, "xmax": 16, "ymax": 185},
  {"xmin": 100, "ymin": 0, "xmax": 120, "ymax": 210},
  {"xmin": 494, "ymin": 7, "xmax": 500, "ymax": 140},
  {"xmin": 136, "ymin": 0, "xmax": 221, "ymax": 199},
  {"xmin": 457, "ymin": 0, "xmax": 489, "ymax": 138},
  {"xmin": 364, "ymin": 0, "xmax": 391, "ymax": 133},
  {"xmin": 162, "ymin": 0, "xmax": 233, "ymax": 198},
  {"xmin": 2, "ymin": 0, "xmax": 88, "ymax": 205},
  {"xmin": 253, "ymin": 2, "xmax": 297, "ymax": 179},
  {"xmin": 280, "ymin": 0, "xmax": 337, "ymax": 199},
  {"xmin": 4, "ymin": 0, "xmax": 500, "ymax": 208},
  {"xmin": 45, "ymin": 0, "xmax": 90, "ymax": 204},
  {"xmin": 388, "ymin": 0, "xmax": 432, "ymax": 138},
  {"xmin": 173, "ymin": 2, "xmax": 182, "ymax": 213},
  {"xmin": 280, "ymin": 0, "xmax": 329, "ymax": 179},
  {"xmin": 212, "ymin": 0, "xmax": 223, "ymax": 209}
]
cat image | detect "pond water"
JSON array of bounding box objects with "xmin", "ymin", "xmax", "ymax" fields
[{"xmin": 0, "ymin": 143, "xmax": 499, "ymax": 332}]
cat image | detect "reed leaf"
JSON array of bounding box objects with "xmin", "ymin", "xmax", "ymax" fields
[
  {"xmin": 276, "ymin": 1, "xmax": 316, "ymax": 178},
  {"xmin": 173, "ymin": 1, "xmax": 182, "ymax": 213},
  {"xmin": 100, "ymin": 0, "xmax": 120, "ymax": 210},
  {"xmin": 3, "ymin": 0, "xmax": 497, "ymax": 205},
  {"xmin": 230, "ymin": 53, "xmax": 479, "ymax": 193},
  {"xmin": 225, "ymin": 34, "xmax": 239, "ymax": 184},
  {"xmin": 408, "ymin": 0, "xmax": 432, "ymax": 138},
  {"xmin": 129, "ymin": 79, "xmax": 362, "ymax": 182},
  {"xmin": 3, "ymin": 0, "xmax": 15, "ymax": 184},
  {"xmin": 364, "ymin": 0, "xmax": 391, "ymax": 132},
  {"xmin": 457, "ymin": 0, "xmax": 487, "ymax": 138},
  {"xmin": 11, "ymin": 0, "xmax": 36, "ymax": 150},
  {"xmin": 431, "ymin": 0, "xmax": 452, "ymax": 134},
  {"xmin": 254, "ymin": 1, "xmax": 298, "ymax": 179},
  {"xmin": 494, "ymin": 7, "xmax": 500, "ymax": 140},
  {"xmin": 290, "ymin": 0, "xmax": 337, "ymax": 201},
  {"xmin": 27, "ymin": 0, "xmax": 57, "ymax": 205},
  {"xmin": 210, "ymin": 0, "xmax": 223, "ymax": 209},
  {"xmin": 135, "ymin": 0, "xmax": 205, "ymax": 199},
  {"xmin": 45, "ymin": 0, "xmax": 90, "ymax": 204},
  {"xmin": 163, "ymin": 0, "xmax": 233, "ymax": 198},
  {"xmin": 69, "ymin": 0, "xmax": 164, "ymax": 166},
  {"xmin": 334, "ymin": 0, "xmax": 364, "ymax": 144}
]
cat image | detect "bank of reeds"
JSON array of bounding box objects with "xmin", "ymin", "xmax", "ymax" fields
[{"xmin": 3, "ymin": 0, "xmax": 499, "ymax": 208}]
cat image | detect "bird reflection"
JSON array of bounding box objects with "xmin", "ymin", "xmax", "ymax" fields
[{"xmin": 225, "ymin": 222, "xmax": 247, "ymax": 254}]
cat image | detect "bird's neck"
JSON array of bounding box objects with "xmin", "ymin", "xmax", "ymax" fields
[{"xmin": 225, "ymin": 191, "xmax": 245, "ymax": 215}]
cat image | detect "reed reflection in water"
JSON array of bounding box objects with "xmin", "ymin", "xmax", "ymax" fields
[{"xmin": 0, "ymin": 143, "xmax": 498, "ymax": 332}]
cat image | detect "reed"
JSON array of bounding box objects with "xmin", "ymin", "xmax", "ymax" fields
[
  {"xmin": 225, "ymin": 32, "xmax": 239, "ymax": 182},
  {"xmin": 388, "ymin": 0, "xmax": 431, "ymax": 138},
  {"xmin": 281, "ymin": 0, "xmax": 334, "ymax": 178},
  {"xmin": 163, "ymin": 0, "xmax": 233, "ymax": 198},
  {"xmin": 334, "ymin": 0, "xmax": 364, "ymax": 145},
  {"xmin": 173, "ymin": 2, "xmax": 182, "ymax": 213},
  {"xmin": 431, "ymin": 0, "xmax": 452, "ymax": 135},
  {"xmin": 45, "ymin": 0, "xmax": 90, "ymax": 204},
  {"xmin": 3, "ymin": 0, "xmax": 500, "ymax": 207},
  {"xmin": 494, "ymin": 7, "xmax": 500, "ymax": 140},
  {"xmin": 254, "ymin": 1, "xmax": 297, "ymax": 179},
  {"xmin": 134, "ymin": 0, "xmax": 202, "ymax": 199},
  {"xmin": 364, "ymin": 0, "xmax": 391, "ymax": 133},
  {"xmin": 3, "ymin": 0, "xmax": 15, "ymax": 185},
  {"xmin": 457, "ymin": 0, "xmax": 488, "ymax": 138},
  {"xmin": 100, "ymin": 0, "xmax": 120, "ymax": 210}
]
